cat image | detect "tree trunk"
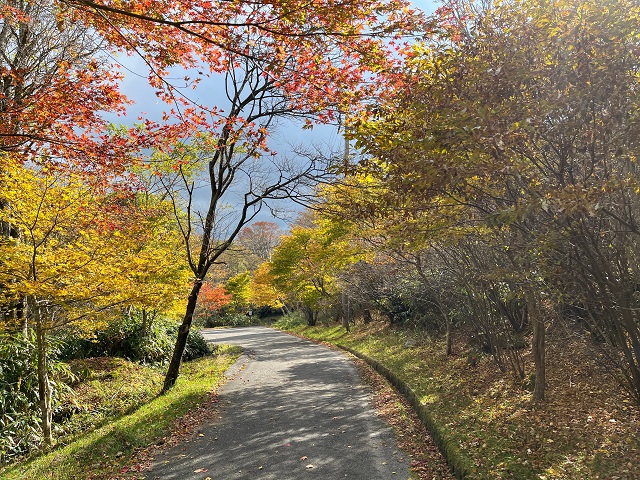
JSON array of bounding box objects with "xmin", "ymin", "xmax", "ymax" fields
[
  {"xmin": 141, "ymin": 308, "xmax": 150, "ymax": 337},
  {"xmin": 305, "ymin": 307, "xmax": 317, "ymax": 326},
  {"xmin": 20, "ymin": 297, "xmax": 28, "ymax": 337},
  {"xmin": 163, "ymin": 282, "xmax": 202, "ymax": 392},
  {"xmin": 29, "ymin": 297, "xmax": 53, "ymax": 446},
  {"xmin": 278, "ymin": 299, "xmax": 290, "ymax": 316},
  {"xmin": 341, "ymin": 314, "xmax": 350, "ymax": 332},
  {"xmin": 445, "ymin": 313, "xmax": 452, "ymax": 356},
  {"xmin": 341, "ymin": 293, "xmax": 350, "ymax": 332},
  {"xmin": 434, "ymin": 296, "xmax": 452, "ymax": 356},
  {"xmin": 526, "ymin": 289, "xmax": 545, "ymax": 402}
]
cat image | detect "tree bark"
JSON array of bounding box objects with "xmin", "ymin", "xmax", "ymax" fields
[
  {"xmin": 29, "ymin": 297, "xmax": 53, "ymax": 446},
  {"xmin": 305, "ymin": 307, "xmax": 317, "ymax": 326},
  {"xmin": 141, "ymin": 308, "xmax": 151, "ymax": 337},
  {"xmin": 525, "ymin": 289, "xmax": 545, "ymax": 402},
  {"xmin": 341, "ymin": 314, "xmax": 350, "ymax": 332},
  {"xmin": 445, "ymin": 313, "xmax": 452, "ymax": 356},
  {"xmin": 341, "ymin": 293, "xmax": 350, "ymax": 332},
  {"xmin": 19, "ymin": 297, "xmax": 28, "ymax": 337},
  {"xmin": 163, "ymin": 282, "xmax": 202, "ymax": 392}
]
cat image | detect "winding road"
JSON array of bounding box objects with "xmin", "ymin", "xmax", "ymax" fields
[{"xmin": 146, "ymin": 326, "xmax": 410, "ymax": 479}]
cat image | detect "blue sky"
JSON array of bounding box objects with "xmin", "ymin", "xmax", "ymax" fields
[{"xmin": 113, "ymin": 0, "xmax": 439, "ymax": 228}]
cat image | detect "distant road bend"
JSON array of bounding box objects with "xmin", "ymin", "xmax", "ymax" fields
[{"xmin": 147, "ymin": 326, "xmax": 410, "ymax": 479}]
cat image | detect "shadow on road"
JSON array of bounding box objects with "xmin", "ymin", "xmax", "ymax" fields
[{"xmin": 147, "ymin": 327, "xmax": 409, "ymax": 480}]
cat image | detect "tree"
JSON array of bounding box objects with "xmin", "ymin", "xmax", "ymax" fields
[
  {"xmin": 269, "ymin": 212, "xmax": 365, "ymax": 326},
  {"xmin": 197, "ymin": 283, "xmax": 232, "ymax": 317},
  {"xmin": 250, "ymin": 262, "xmax": 287, "ymax": 313},
  {"xmin": 116, "ymin": 193, "xmax": 192, "ymax": 336},
  {"xmin": 224, "ymin": 272, "xmax": 252, "ymax": 312},
  {"xmin": 0, "ymin": 0, "xmax": 154, "ymax": 176},
  {"xmin": 0, "ymin": 158, "xmax": 189, "ymax": 445},
  {"xmin": 236, "ymin": 221, "xmax": 283, "ymax": 269},
  {"xmin": 347, "ymin": 0, "xmax": 640, "ymax": 402}
]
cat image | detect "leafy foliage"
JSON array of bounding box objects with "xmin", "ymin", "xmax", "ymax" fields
[
  {"xmin": 269, "ymin": 213, "xmax": 366, "ymax": 317},
  {"xmin": 0, "ymin": 332, "xmax": 71, "ymax": 463},
  {"xmin": 58, "ymin": 315, "xmax": 211, "ymax": 364},
  {"xmin": 330, "ymin": 0, "xmax": 640, "ymax": 402},
  {"xmin": 224, "ymin": 272, "xmax": 252, "ymax": 312}
]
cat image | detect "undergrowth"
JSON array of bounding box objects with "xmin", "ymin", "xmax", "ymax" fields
[
  {"xmin": 274, "ymin": 318, "xmax": 640, "ymax": 479},
  {"xmin": 0, "ymin": 345, "xmax": 242, "ymax": 480}
]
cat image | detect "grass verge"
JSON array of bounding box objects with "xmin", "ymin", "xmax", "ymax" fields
[
  {"xmin": 0, "ymin": 345, "xmax": 242, "ymax": 480},
  {"xmin": 349, "ymin": 352, "xmax": 455, "ymax": 480},
  {"xmin": 275, "ymin": 318, "xmax": 640, "ymax": 480}
]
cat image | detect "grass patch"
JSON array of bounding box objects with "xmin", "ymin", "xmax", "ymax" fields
[
  {"xmin": 56, "ymin": 357, "xmax": 165, "ymax": 437},
  {"xmin": 274, "ymin": 319, "xmax": 640, "ymax": 479},
  {"xmin": 1, "ymin": 345, "xmax": 242, "ymax": 480}
]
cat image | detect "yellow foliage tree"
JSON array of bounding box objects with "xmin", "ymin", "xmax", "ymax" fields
[
  {"xmin": 0, "ymin": 158, "xmax": 190, "ymax": 445},
  {"xmin": 250, "ymin": 262, "xmax": 286, "ymax": 312},
  {"xmin": 269, "ymin": 211, "xmax": 368, "ymax": 326}
]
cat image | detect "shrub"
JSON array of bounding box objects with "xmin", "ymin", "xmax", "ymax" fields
[
  {"xmin": 59, "ymin": 314, "xmax": 211, "ymax": 364},
  {"xmin": 182, "ymin": 329, "xmax": 211, "ymax": 361},
  {"xmin": 0, "ymin": 332, "xmax": 71, "ymax": 463},
  {"xmin": 272, "ymin": 311, "xmax": 307, "ymax": 330},
  {"xmin": 90, "ymin": 315, "xmax": 173, "ymax": 364}
]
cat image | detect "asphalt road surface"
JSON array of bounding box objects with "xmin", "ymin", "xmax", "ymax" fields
[{"xmin": 146, "ymin": 326, "xmax": 410, "ymax": 479}]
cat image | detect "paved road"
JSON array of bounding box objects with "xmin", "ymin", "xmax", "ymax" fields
[{"xmin": 146, "ymin": 326, "xmax": 410, "ymax": 479}]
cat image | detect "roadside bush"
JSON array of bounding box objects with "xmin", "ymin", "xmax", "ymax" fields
[
  {"xmin": 59, "ymin": 315, "xmax": 211, "ymax": 364},
  {"xmin": 90, "ymin": 315, "xmax": 173, "ymax": 363},
  {"xmin": 57, "ymin": 334, "xmax": 95, "ymax": 361},
  {"xmin": 272, "ymin": 311, "xmax": 307, "ymax": 330},
  {"xmin": 0, "ymin": 332, "xmax": 71, "ymax": 463},
  {"xmin": 185, "ymin": 330, "xmax": 211, "ymax": 360},
  {"xmin": 0, "ymin": 332, "xmax": 40, "ymax": 463}
]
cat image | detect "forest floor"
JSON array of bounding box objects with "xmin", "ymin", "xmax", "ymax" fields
[{"xmin": 275, "ymin": 317, "xmax": 640, "ymax": 480}]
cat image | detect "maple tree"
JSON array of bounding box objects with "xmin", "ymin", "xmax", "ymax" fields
[
  {"xmin": 0, "ymin": 0, "xmax": 430, "ymax": 451},
  {"xmin": 0, "ymin": 157, "xmax": 191, "ymax": 445},
  {"xmin": 250, "ymin": 261, "xmax": 287, "ymax": 313},
  {"xmin": 0, "ymin": 0, "xmax": 160, "ymax": 182},
  {"xmin": 268, "ymin": 211, "xmax": 365, "ymax": 326},
  {"xmin": 224, "ymin": 272, "xmax": 252, "ymax": 312},
  {"xmin": 197, "ymin": 283, "xmax": 232, "ymax": 316}
]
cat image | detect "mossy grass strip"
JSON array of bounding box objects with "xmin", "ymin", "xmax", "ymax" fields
[
  {"xmin": 1, "ymin": 346, "xmax": 241, "ymax": 480},
  {"xmin": 338, "ymin": 344, "xmax": 477, "ymax": 479}
]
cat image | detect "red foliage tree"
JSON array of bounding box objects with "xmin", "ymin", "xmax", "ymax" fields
[
  {"xmin": 198, "ymin": 283, "xmax": 232, "ymax": 316},
  {"xmin": 2, "ymin": 0, "xmax": 433, "ymax": 392}
]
